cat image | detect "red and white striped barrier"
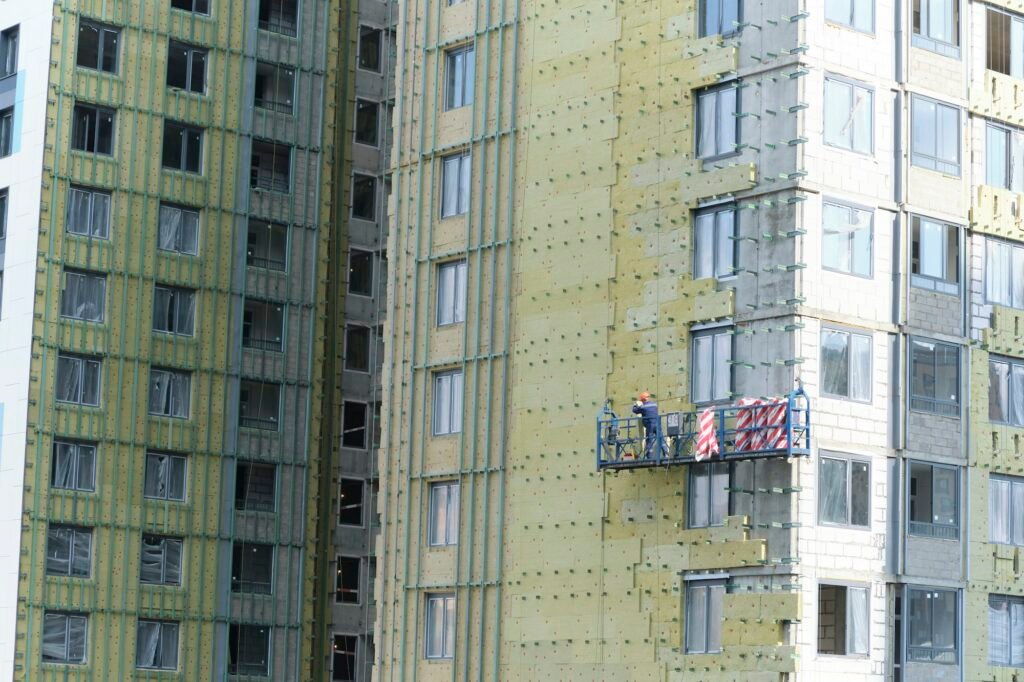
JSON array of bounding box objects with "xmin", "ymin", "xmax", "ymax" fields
[{"xmin": 695, "ymin": 408, "xmax": 719, "ymax": 461}]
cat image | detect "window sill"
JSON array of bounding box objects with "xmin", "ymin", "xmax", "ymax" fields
[
  {"xmin": 698, "ymin": 151, "xmax": 742, "ymax": 165},
  {"xmin": 818, "ymin": 521, "xmax": 871, "ymax": 531},
  {"xmin": 816, "ymin": 653, "xmax": 870, "ymax": 660},
  {"xmin": 819, "ymin": 392, "xmax": 872, "ymax": 405},
  {"xmin": 251, "ymin": 186, "xmax": 293, "ymax": 197},
  {"xmin": 823, "ymin": 21, "xmax": 874, "ymax": 36},
  {"xmin": 162, "ymin": 167, "xmax": 205, "ymax": 179},
  {"xmin": 910, "ymin": 35, "xmax": 961, "ymax": 60},
  {"xmin": 823, "ymin": 141, "xmax": 875, "ymax": 158}
]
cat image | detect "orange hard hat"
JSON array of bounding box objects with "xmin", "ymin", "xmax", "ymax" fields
[{"xmin": 638, "ymin": 391, "xmax": 651, "ymax": 401}]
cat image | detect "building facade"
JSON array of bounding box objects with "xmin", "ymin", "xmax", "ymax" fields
[
  {"xmin": 0, "ymin": 0, "xmax": 345, "ymax": 679},
  {"xmin": 376, "ymin": 0, "xmax": 1024, "ymax": 680}
]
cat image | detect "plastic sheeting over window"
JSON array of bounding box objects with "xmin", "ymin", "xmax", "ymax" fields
[
  {"xmin": 136, "ymin": 620, "xmax": 179, "ymax": 670},
  {"xmin": 139, "ymin": 535, "xmax": 182, "ymax": 585},
  {"xmin": 42, "ymin": 612, "xmax": 88, "ymax": 664}
]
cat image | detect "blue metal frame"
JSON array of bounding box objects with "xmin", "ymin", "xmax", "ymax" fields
[{"xmin": 596, "ymin": 387, "xmax": 811, "ymax": 470}]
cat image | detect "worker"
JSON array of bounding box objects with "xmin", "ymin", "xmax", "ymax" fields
[{"xmin": 632, "ymin": 391, "xmax": 660, "ymax": 457}]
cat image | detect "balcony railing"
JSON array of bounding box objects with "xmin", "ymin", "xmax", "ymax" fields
[
  {"xmin": 239, "ymin": 415, "xmax": 279, "ymax": 431},
  {"xmin": 232, "ymin": 578, "xmax": 272, "ymax": 595},
  {"xmin": 908, "ymin": 521, "xmax": 959, "ymax": 540},
  {"xmin": 255, "ymin": 96, "xmax": 293, "ymax": 115},
  {"xmin": 246, "ymin": 254, "xmax": 286, "ymax": 271},
  {"xmin": 243, "ymin": 335, "xmax": 283, "ymax": 352},
  {"xmin": 597, "ymin": 387, "xmax": 810, "ymax": 471}
]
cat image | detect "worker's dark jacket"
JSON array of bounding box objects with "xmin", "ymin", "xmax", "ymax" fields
[{"xmin": 632, "ymin": 401, "xmax": 659, "ymax": 429}]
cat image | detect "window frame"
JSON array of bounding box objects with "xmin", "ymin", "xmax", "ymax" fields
[
  {"xmin": 906, "ymin": 586, "xmax": 959, "ymax": 663},
  {"xmin": 0, "ymin": 25, "xmax": 19, "ymax": 78},
  {"xmin": 344, "ymin": 325, "xmax": 371, "ymax": 373},
  {"xmin": 135, "ymin": 619, "xmax": 180, "ymax": 671},
  {"xmin": 162, "ymin": 120, "xmax": 204, "ymax": 174},
  {"xmin": 332, "ymin": 633, "xmax": 358, "ymax": 681},
  {"xmin": 444, "ymin": 44, "xmax": 475, "ymax": 111},
  {"xmin": 71, "ymin": 103, "xmax": 115, "ymax": 155},
  {"xmin": 907, "ymin": 460, "xmax": 960, "ymax": 539},
  {"xmin": 989, "ymin": 474, "xmax": 1024, "ymax": 546},
  {"xmin": 432, "ymin": 369, "xmax": 464, "ymax": 436},
  {"xmin": 148, "ymin": 367, "xmax": 192, "ymax": 419},
  {"xmin": 909, "ymin": 337, "xmax": 960, "ymax": 416},
  {"xmin": 231, "ymin": 541, "xmax": 275, "ymax": 595},
  {"xmin": 424, "ymin": 593, "xmax": 456, "ymax": 659},
  {"xmin": 250, "ymin": 139, "xmax": 292, "ymax": 193},
  {"xmin": 51, "ymin": 440, "xmax": 97, "ymax": 493},
  {"xmin": 228, "ymin": 623, "xmax": 271, "ymax": 677},
  {"xmin": 157, "ymin": 202, "xmax": 200, "ymax": 255},
  {"xmin": 357, "ymin": 25, "xmax": 383, "ymax": 73},
  {"xmin": 351, "ymin": 172, "xmax": 377, "ymax": 221},
  {"xmin": 989, "ymin": 356, "xmax": 1024, "ymax": 426},
  {"xmin": 428, "ymin": 481, "xmax": 460, "ymax": 546},
  {"xmin": 238, "ymin": 379, "xmax": 281, "ymax": 431},
  {"xmin": 690, "ymin": 326, "xmax": 733, "ymax": 404},
  {"xmin": 42, "ymin": 612, "xmax": 88, "ymax": 665},
  {"xmin": 354, "ymin": 99, "xmax": 380, "ymax": 147},
  {"xmin": 695, "ymin": 82, "xmax": 740, "ymax": 161},
  {"xmin": 45, "ymin": 524, "xmax": 92, "ymax": 578},
  {"xmin": 257, "ymin": 0, "xmax": 299, "ymax": 36},
  {"xmin": 338, "ymin": 477, "xmax": 365, "ymax": 527},
  {"xmin": 821, "ymin": 199, "xmax": 873, "ymax": 278},
  {"xmin": 817, "ymin": 453, "xmax": 871, "ymax": 528},
  {"xmin": 824, "ymin": 0, "xmax": 874, "ymax": 33},
  {"xmin": 334, "ymin": 556, "xmax": 361, "ymax": 605},
  {"xmin": 152, "ymin": 284, "xmax": 196, "ymax": 337},
  {"xmin": 170, "ymin": 0, "xmax": 211, "ymax": 14},
  {"xmin": 247, "ymin": 219, "xmax": 288, "ymax": 271},
  {"xmin": 254, "ymin": 60, "xmax": 296, "ymax": 115},
  {"xmin": 987, "ymin": 7, "xmax": 1024, "ymax": 78},
  {"xmin": 76, "ymin": 20, "xmax": 119, "ymax": 75},
  {"xmin": 440, "ymin": 152, "xmax": 471, "ymax": 218},
  {"xmin": 143, "ymin": 451, "xmax": 187, "ymax": 502},
  {"xmin": 139, "ymin": 534, "xmax": 184, "ymax": 586},
  {"xmin": 0, "ymin": 187, "xmax": 7, "ymax": 239},
  {"xmin": 348, "ymin": 248, "xmax": 374, "ymax": 296},
  {"xmin": 910, "ymin": 215, "xmax": 959, "ymax": 294},
  {"xmin": 166, "ymin": 40, "xmax": 207, "ymax": 94},
  {"xmin": 984, "ymin": 237, "xmax": 1024, "ymax": 310},
  {"xmin": 56, "ymin": 353, "xmax": 102, "ymax": 407},
  {"xmin": 66, "ymin": 185, "xmax": 112, "ymax": 239},
  {"xmin": 684, "ymin": 578, "xmax": 727, "ymax": 654},
  {"xmin": 437, "ymin": 260, "xmax": 468, "ymax": 326},
  {"xmin": 242, "ymin": 298, "xmax": 285, "ymax": 352},
  {"xmin": 235, "ymin": 461, "xmax": 277, "ymax": 512},
  {"xmin": 820, "ymin": 326, "xmax": 873, "ymax": 402},
  {"xmin": 699, "ymin": 0, "xmax": 742, "ymax": 38},
  {"xmin": 817, "ymin": 582, "xmax": 871, "ymax": 657},
  {"xmin": 989, "ymin": 593, "xmax": 1024, "ymax": 666},
  {"xmin": 693, "ymin": 204, "xmax": 737, "ymax": 281},
  {"xmin": 823, "ymin": 76, "xmax": 875, "ymax": 155},
  {"xmin": 60, "ymin": 269, "xmax": 107, "ymax": 323},
  {"xmin": 910, "ymin": 95, "xmax": 961, "ymax": 175},
  {"xmin": 912, "ymin": 0, "xmax": 960, "ymax": 57},
  {"xmin": 688, "ymin": 461, "xmax": 730, "ymax": 529}
]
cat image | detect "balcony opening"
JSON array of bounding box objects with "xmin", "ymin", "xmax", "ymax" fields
[
  {"xmin": 231, "ymin": 542, "xmax": 273, "ymax": 594},
  {"xmin": 235, "ymin": 461, "xmax": 276, "ymax": 512},
  {"xmin": 243, "ymin": 299, "xmax": 284, "ymax": 352},
  {"xmin": 258, "ymin": 0, "xmax": 298, "ymax": 36},
  {"xmin": 250, "ymin": 140, "xmax": 291, "ymax": 193},
  {"xmin": 239, "ymin": 380, "xmax": 281, "ymax": 431},
  {"xmin": 255, "ymin": 61, "xmax": 295, "ymax": 114},
  {"xmin": 247, "ymin": 219, "xmax": 287, "ymax": 271}
]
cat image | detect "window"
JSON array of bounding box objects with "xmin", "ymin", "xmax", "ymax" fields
[
  {"xmin": 56, "ymin": 354, "xmax": 102, "ymax": 406},
  {"xmin": 342, "ymin": 401, "xmax": 368, "ymax": 449},
  {"xmin": 822, "ymin": 201, "xmax": 872, "ymax": 276},
  {"xmin": 437, "ymin": 260, "xmax": 467, "ymax": 325},
  {"xmin": 166, "ymin": 41, "xmax": 206, "ymax": 93},
  {"xmin": 424, "ymin": 594, "xmax": 456, "ymax": 659},
  {"xmin": 232, "ymin": 542, "xmax": 273, "ymax": 594},
  {"xmin": 352, "ymin": 173, "xmax": 376, "ymax": 220},
  {"xmin": 52, "ymin": 441, "xmax": 96, "ymax": 493},
  {"xmin": 693, "ymin": 205, "xmax": 735, "ymax": 280},
  {"xmin": 429, "ymin": 482, "xmax": 459, "ymax": 546},
  {"xmin": 235, "ymin": 461, "xmax": 276, "ymax": 512},
  {"xmin": 433, "ymin": 370, "xmax": 464, "ymax": 435},
  {"xmin": 149, "ymin": 368, "xmax": 191, "ymax": 418},
  {"xmin": 333, "ymin": 634, "xmax": 357, "ymax": 681},
  {"xmin": 909, "ymin": 462, "xmax": 958, "ymax": 538},
  {"xmin": 991, "ymin": 357, "xmax": 1024, "ymax": 425},
  {"xmin": 689, "ymin": 462, "xmax": 729, "ymax": 528},
  {"xmin": 355, "ymin": 100, "xmax": 379, "ymax": 146},
  {"xmin": 819, "ymin": 455, "xmax": 870, "ymax": 527},
  {"xmin": 255, "ymin": 61, "xmax": 295, "ymax": 114},
  {"xmin": 824, "ymin": 78, "xmax": 873, "ymax": 154},
  {"xmin": 229, "ymin": 624, "xmax": 270, "ymax": 677},
  {"xmin": 158, "ymin": 203, "xmax": 199, "ymax": 254},
  {"xmin": 910, "ymin": 338, "xmax": 959, "ymax": 415},
  {"xmin": 345, "ymin": 326, "xmax": 370, "ymax": 372},
  {"xmin": 66, "ymin": 186, "xmax": 111, "ymax": 239},
  {"xmin": 685, "ymin": 580, "xmax": 725, "ymax": 653},
  {"xmin": 441, "ymin": 152, "xmax": 471, "ymax": 218},
  {"xmin": 144, "ymin": 452, "xmax": 187, "ymax": 502},
  {"xmin": 908, "ymin": 587, "xmax": 958, "ymax": 662},
  {"xmin": 1, "ymin": 26, "xmax": 18, "ymax": 77},
  {"xmin": 60, "ymin": 270, "xmax": 106, "ymax": 322},
  {"xmin": 912, "ymin": 0, "xmax": 959, "ymax": 56},
  {"xmin": 239, "ymin": 380, "xmax": 280, "ymax": 430},
  {"xmin": 700, "ymin": 0, "xmax": 741, "ymax": 37},
  {"xmin": 986, "ymin": 238, "xmax": 1024, "ymax": 310},
  {"xmin": 986, "ymin": 124, "xmax": 1024, "ymax": 192},
  {"xmin": 76, "ymin": 21, "xmax": 118, "ymax": 74},
  {"xmin": 162, "ymin": 121, "xmax": 202, "ymax": 173},
  {"xmin": 990, "ymin": 594, "xmax": 1024, "ymax": 666},
  {"xmin": 339, "ymin": 478, "xmax": 364, "ymax": 526},
  {"xmin": 988, "ymin": 9, "xmax": 1024, "ymax": 78},
  {"xmin": 989, "ymin": 475, "xmax": 1024, "ymax": 545},
  {"xmin": 0, "ymin": 188, "xmax": 7, "ymax": 238},
  {"xmin": 690, "ymin": 327, "xmax": 732, "ymax": 403},
  {"xmin": 335, "ymin": 556, "xmax": 360, "ymax": 604},
  {"xmin": 46, "ymin": 525, "xmax": 92, "ymax": 577},
  {"xmin": 445, "ymin": 45, "xmax": 474, "ymax": 110},
  {"xmin": 821, "ymin": 328, "xmax": 871, "ymax": 401},
  {"xmin": 911, "ymin": 96, "xmax": 960, "ymax": 174},
  {"xmin": 139, "ymin": 535, "xmax": 182, "ymax": 585},
  {"xmin": 243, "ymin": 299, "xmax": 284, "ymax": 351},
  {"xmin": 171, "ymin": 0, "xmax": 210, "ymax": 13},
  {"xmin": 136, "ymin": 620, "xmax": 178, "ymax": 671},
  {"xmin": 71, "ymin": 104, "xmax": 115, "ymax": 155},
  {"xmin": 696, "ymin": 84, "xmax": 739, "ymax": 159},
  {"xmin": 247, "ymin": 219, "xmax": 287, "ymax": 271},
  {"xmin": 911, "ymin": 216, "xmax": 958, "ymax": 294},
  {"xmin": 42, "ymin": 612, "xmax": 88, "ymax": 664},
  {"xmin": 825, "ymin": 0, "xmax": 873, "ymax": 32},
  {"xmin": 152, "ymin": 285, "xmax": 196, "ymax": 336},
  {"xmin": 0, "ymin": 107, "xmax": 10, "ymax": 157},
  {"xmin": 349, "ymin": 249, "xmax": 374, "ymax": 295},
  {"xmin": 358, "ymin": 26, "xmax": 382, "ymax": 72},
  {"xmin": 818, "ymin": 584, "xmax": 869, "ymax": 656},
  {"xmin": 250, "ymin": 140, "xmax": 291, "ymax": 192},
  {"xmin": 258, "ymin": 0, "xmax": 298, "ymax": 36}
]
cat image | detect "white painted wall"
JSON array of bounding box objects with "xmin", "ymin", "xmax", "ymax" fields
[{"xmin": 0, "ymin": 1, "xmax": 51, "ymax": 679}]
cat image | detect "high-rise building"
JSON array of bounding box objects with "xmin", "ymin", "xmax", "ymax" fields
[
  {"xmin": 0, "ymin": 0, "xmax": 346, "ymax": 678},
  {"xmin": 376, "ymin": 0, "xmax": 1024, "ymax": 680}
]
